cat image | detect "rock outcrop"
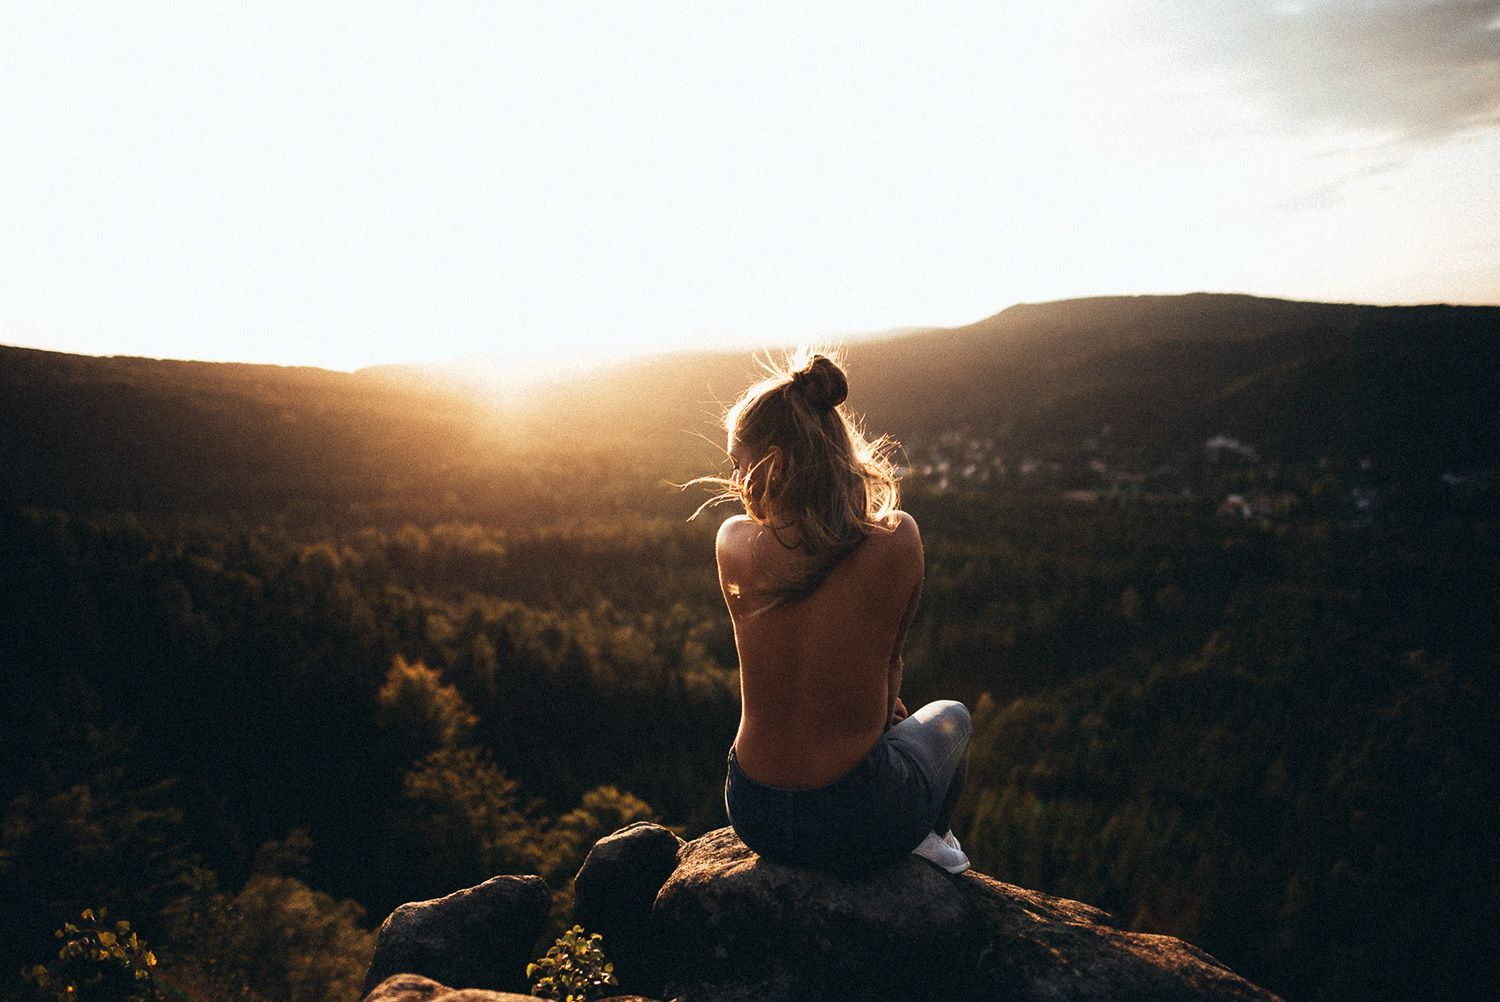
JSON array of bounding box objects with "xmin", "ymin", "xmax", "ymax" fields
[
  {"xmin": 362, "ymin": 874, "xmax": 551, "ymax": 997},
  {"xmin": 364, "ymin": 973, "xmax": 541, "ymax": 1001},
  {"xmin": 573, "ymin": 821, "xmax": 686, "ymax": 994},
  {"xmin": 363, "ymin": 973, "xmax": 653, "ymax": 1002},
  {"xmin": 365, "ymin": 824, "xmax": 1283, "ymax": 1002},
  {"xmin": 646, "ymin": 827, "xmax": 1278, "ymax": 1002}
]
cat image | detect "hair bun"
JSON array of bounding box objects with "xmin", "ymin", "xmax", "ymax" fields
[{"xmin": 792, "ymin": 355, "xmax": 849, "ymax": 411}]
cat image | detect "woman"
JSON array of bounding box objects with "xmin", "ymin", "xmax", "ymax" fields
[{"xmin": 690, "ymin": 350, "xmax": 972, "ymax": 874}]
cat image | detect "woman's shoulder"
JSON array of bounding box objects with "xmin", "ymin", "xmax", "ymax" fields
[
  {"xmin": 717, "ymin": 513, "xmax": 753, "ymax": 542},
  {"xmin": 715, "ymin": 514, "xmax": 755, "ymax": 562},
  {"xmin": 861, "ymin": 510, "xmax": 922, "ymax": 567},
  {"xmin": 717, "ymin": 510, "xmax": 918, "ymax": 574},
  {"xmin": 870, "ymin": 509, "xmax": 920, "ymax": 544}
]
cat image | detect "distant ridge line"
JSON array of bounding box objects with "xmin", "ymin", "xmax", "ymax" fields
[{"xmin": 3, "ymin": 292, "xmax": 1496, "ymax": 373}]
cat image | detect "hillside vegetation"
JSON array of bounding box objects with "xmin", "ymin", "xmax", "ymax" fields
[{"xmin": 2, "ymin": 293, "xmax": 1496, "ymax": 1002}]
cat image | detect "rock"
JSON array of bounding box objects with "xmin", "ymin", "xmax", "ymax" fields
[
  {"xmin": 363, "ymin": 973, "xmax": 661, "ymax": 1002},
  {"xmin": 363, "ymin": 826, "xmax": 1281, "ymax": 1002},
  {"xmin": 644, "ymin": 827, "xmax": 1281, "ymax": 1002},
  {"xmin": 362, "ymin": 875, "xmax": 550, "ymax": 997},
  {"xmin": 573, "ymin": 821, "xmax": 684, "ymax": 993},
  {"xmin": 364, "ymin": 973, "xmax": 542, "ymax": 1001}
]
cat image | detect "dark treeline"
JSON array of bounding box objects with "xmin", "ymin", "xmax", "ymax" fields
[
  {"xmin": 1, "ymin": 503, "xmax": 735, "ymax": 1001},
  {"xmin": 4, "ymin": 484, "xmax": 1495, "ymax": 1001}
]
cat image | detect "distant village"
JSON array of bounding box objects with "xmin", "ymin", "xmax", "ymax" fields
[{"xmin": 899, "ymin": 425, "xmax": 1493, "ymax": 524}]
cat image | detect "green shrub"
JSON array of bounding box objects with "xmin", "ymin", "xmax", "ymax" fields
[
  {"xmin": 22, "ymin": 908, "xmax": 161, "ymax": 1001},
  {"xmin": 526, "ymin": 925, "xmax": 618, "ymax": 1002}
]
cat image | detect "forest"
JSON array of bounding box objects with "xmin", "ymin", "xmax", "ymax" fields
[{"xmin": 2, "ymin": 294, "xmax": 1496, "ymax": 1001}]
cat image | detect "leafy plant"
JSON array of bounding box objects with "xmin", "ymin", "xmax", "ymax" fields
[
  {"xmin": 22, "ymin": 907, "xmax": 161, "ymax": 1001},
  {"xmin": 526, "ymin": 925, "xmax": 618, "ymax": 1002}
]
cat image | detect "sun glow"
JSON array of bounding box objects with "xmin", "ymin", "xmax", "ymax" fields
[{"xmin": 2, "ymin": 2, "xmax": 1495, "ymax": 372}]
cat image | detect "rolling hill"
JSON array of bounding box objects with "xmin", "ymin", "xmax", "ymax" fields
[
  {"xmin": 4, "ymin": 293, "xmax": 1497, "ymax": 515},
  {"xmin": 515, "ymin": 293, "xmax": 1500, "ymax": 473}
]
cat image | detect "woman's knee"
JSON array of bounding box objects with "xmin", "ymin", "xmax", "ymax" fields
[{"xmin": 910, "ymin": 699, "xmax": 971, "ymax": 745}]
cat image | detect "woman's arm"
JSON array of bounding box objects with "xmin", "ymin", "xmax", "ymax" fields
[
  {"xmin": 887, "ymin": 666, "xmax": 908, "ymax": 728},
  {"xmin": 885, "ymin": 512, "xmax": 924, "ymax": 727},
  {"xmin": 715, "ymin": 514, "xmax": 750, "ymax": 609},
  {"xmin": 886, "ymin": 583, "xmax": 920, "ymax": 727}
]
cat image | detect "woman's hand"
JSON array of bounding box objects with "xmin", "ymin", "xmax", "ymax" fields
[{"xmin": 890, "ymin": 697, "xmax": 909, "ymax": 726}]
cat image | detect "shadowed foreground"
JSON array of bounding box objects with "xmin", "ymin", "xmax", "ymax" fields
[{"xmin": 364, "ymin": 823, "xmax": 1280, "ymax": 1002}]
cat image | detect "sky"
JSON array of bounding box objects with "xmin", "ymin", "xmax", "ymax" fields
[{"xmin": 2, "ymin": 1, "xmax": 1498, "ymax": 374}]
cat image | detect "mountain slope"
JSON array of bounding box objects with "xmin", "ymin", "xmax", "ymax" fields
[
  {"xmin": 517, "ymin": 293, "xmax": 1500, "ymax": 471},
  {"xmin": 4, "ymin": 293, "xmax": 1497, "ymax": 515},
  {"xmin": 0, "ymin": 345, "xmax": 512, "ymax": 515}
]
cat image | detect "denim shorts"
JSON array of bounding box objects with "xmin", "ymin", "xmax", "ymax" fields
[{"xmin": 724, "ymin": 700, "xmax": 972, "ymax": 874}]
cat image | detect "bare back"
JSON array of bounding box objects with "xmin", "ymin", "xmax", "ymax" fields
[{"xmin": 717, "ymin": 509, "xmax": 923, "ymax": 788}]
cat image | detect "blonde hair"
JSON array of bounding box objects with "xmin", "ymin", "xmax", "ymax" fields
[{"xmin": 687, "ymin": 348, "xmax": 902, "ymax": 606}]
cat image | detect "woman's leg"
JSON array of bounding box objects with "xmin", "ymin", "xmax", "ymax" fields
[
  {"xmin": 934, "ymin": 752, "xmax": 967, "ymax": 835},
  {"xmin": 883, "ymin": 700, "xmax": 972, "ymax": 835}
]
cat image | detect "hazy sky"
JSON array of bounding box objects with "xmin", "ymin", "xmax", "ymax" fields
[{"xmin": 3, "ymin": 1, "xmax": 1498, "ymax": 373}]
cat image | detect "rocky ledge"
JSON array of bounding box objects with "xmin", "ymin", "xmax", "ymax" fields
[{"xmin": 364, "ymin": 822, "xmax": 1282, "ymax": 1002}]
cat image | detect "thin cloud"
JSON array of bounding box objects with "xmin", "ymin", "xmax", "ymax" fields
[
  {"xmin": 1148, "ymin": 0, "xmax": 1500, "ymax": 143},
  {"xmin": 1265, "ymin": 158, "xmax": 1405, "ymax": 213}
]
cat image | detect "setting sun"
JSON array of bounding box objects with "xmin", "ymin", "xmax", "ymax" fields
[{"xmin": 2, "ymin": 2, "xmax": 1495, "ymax": 373}]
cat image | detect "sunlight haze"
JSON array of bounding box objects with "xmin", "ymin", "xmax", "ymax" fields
[{"xmin": 2, "ymin": 1, "xmax": 1497, "ymax": 373}]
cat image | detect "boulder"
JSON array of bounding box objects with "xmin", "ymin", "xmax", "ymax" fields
[
  {"xmin": 364, "ymin": 973, "xmax": 658, "ymax": 1002},
  {"xmin": 655, "ymin": 827, "xmax": 984, "ymax": 1001},
  {"xmin": 362, "ymin": 875, "xmax": 550, "ymax": 996},
  {"xmin": 648, "ymin": 827, "xmax": 1281, "ymax": 1002},
  {"xmin": 364, "ymin": 973, "xmax": 541, "ymax": 1001},
  {"xmin": 573, "ymin": 821, "xmax": 685, "ymax": 993},
  {"xmin": 363, "ymin": 825, "xmax": 1283, "ymax": 1002}
]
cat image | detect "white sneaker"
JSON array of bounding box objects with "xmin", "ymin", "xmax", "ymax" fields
[{"xmin": 911, "ymin": 830, "xmax": 970, "ymax": 873}]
